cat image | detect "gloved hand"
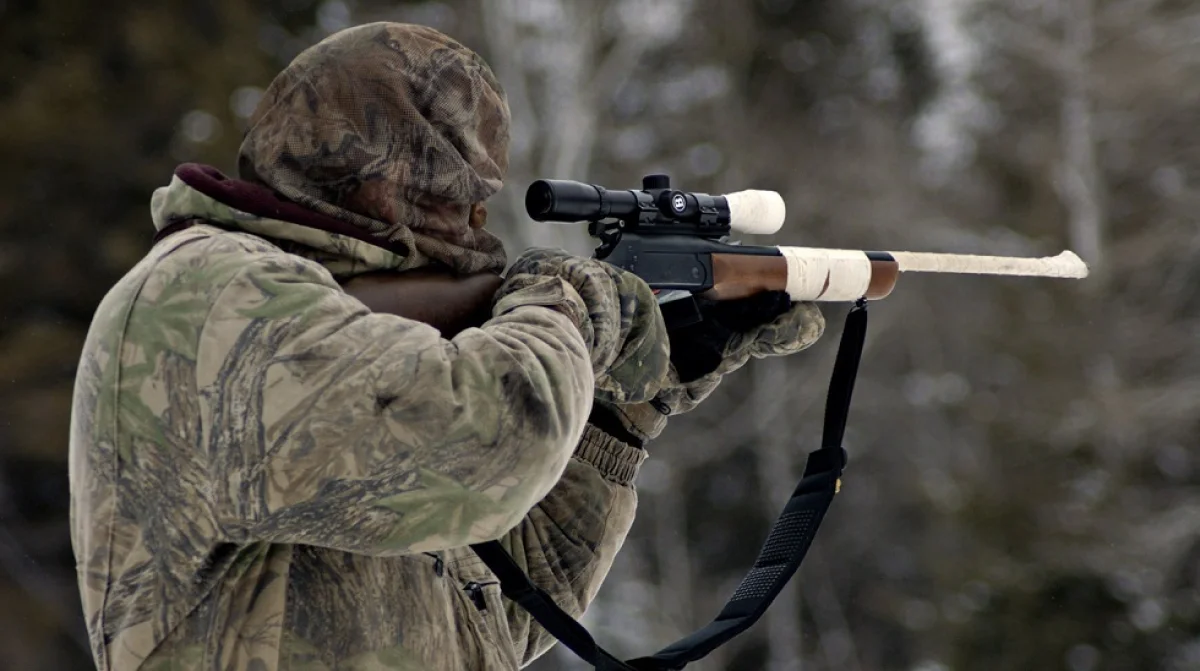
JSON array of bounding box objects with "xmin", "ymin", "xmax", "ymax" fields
[
  {"xmin": 492, "ymin": 248, "xmax": 670, "ymax": 405},
  {"xmin": 597, "ymin": 291, "xmax": 825, "ymax": 444}
]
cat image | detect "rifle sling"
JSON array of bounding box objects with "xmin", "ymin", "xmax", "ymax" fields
[{"xmin": 471, "ymin": 300, "xmax": 869, "ymax": 670}]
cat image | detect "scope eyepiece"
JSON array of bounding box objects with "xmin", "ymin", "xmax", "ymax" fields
[
  {"xmin": 524, "ymin": 179, "xmax": 645, "ymax": 223},
  {"xmin": 524, "ymin": 180, "xmax": 608, "ymax": 221},
  {"xmin": 524, "ymin": 180, "xmax": 555, "ymax": 219}
]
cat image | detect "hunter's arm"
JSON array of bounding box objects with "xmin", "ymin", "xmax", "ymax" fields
[
  {"xmin": 340, "ymin": 265, "xmax": 649, "ymax": 663},
  {"xmin": 199, "ymin": 249, "xmax": 596, "ymax": 555},
  {"xmin": 496, "ymin": 410, "xmax": 646, "ymax": 666}
]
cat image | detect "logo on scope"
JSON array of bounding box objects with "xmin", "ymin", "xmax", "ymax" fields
[{"xmin": 671, "ymin": 193, "xmax": 686, "ymax": 213}]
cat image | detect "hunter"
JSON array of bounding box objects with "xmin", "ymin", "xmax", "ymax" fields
[{"xmin": 68, "ymin": 22, "xmax": 824, "ymax": 671}]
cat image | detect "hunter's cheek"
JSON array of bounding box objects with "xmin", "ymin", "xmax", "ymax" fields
[{"xmin": 469, "ymin": 204, "xmax": 488, "ymax": 229}]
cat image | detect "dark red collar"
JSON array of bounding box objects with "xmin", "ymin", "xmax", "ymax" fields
[{"xmin": 154, "ymin": 163, "xmax": 410, "ymax": 258}]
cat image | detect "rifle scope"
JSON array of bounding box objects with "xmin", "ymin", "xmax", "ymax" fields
[{"xmin": 524, "ymin": 174, "xmax": 785, "ymax": 235}]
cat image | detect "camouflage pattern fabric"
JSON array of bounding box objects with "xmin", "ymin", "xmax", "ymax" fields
[
  {"xmin": 607, "ymin": 299, "xmax": 826, "ymax": 443},
  {"xmin": 69, "ymin": 222, "xmax": 649, "ymax": 670},
  {"xmin": 150, "ymin": 171, "xmax": 414, "ymax": 279},
  {"xmin": 71, "ymin": 21, "xmax": 661, "ymax": 671},
  {"xmin": 238, "ymin": 22, "xmax": 511, "ymax": 276},
  {"xmin": 495, "ymin": 248, "xmax": 671, "ymax": 406}
]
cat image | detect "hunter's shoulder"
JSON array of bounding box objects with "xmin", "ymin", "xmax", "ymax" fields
[{"xmin": 152, "ymin": 225, "xmax": 339, "ymax": 291}]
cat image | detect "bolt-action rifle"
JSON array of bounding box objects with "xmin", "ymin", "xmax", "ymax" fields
[{"xmin": 525, "ymin": 173, "xmax": 1089, "ymax": 327}]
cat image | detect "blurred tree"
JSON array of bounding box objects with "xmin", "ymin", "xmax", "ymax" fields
[
  {"xmin": 2, "ymin": 0, "xmax": 1197, "ymax": 670},
  {"xmin": 0, "ymin": 1, "xmax": 324, "ymax": 668}
]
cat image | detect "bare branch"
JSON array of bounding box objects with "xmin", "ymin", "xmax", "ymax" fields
[
  {"xmin": 475, "ymin": 0, "xmax": 544, "ymax": 249},
  {"xmin": 984, "ymin": 13, "xmax": 1072, "ymax": 77},
  {"xmin": 803, "ymin": 549, "xmax": 865, "ymax": 671},
  {"xmin": 1057, "ymin": 0, "xmax": 1106, "ymax": 271}
]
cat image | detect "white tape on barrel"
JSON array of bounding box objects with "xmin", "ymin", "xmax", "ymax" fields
[
  {"xmin": 778, "ymin": 247, "xmax": 873, "ymax": 301},
  {"xmin": 889, "ymin": 249, "xmax": 1089, "ymax": 278},
  {"xmin": 725, "ymin": 190, "xmax": 786, "ymax": 235}
]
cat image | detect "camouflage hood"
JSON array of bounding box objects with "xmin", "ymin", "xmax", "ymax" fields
[{"xmin": 154, "ymin": 22, "xmax": 512, "ymax": 276}]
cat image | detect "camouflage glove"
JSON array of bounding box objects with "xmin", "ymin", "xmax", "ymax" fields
[
  {"xmin": 493, "ymin": 248, "xmax": 670, "ymax": 404},
  {"xmin": 601, "ymin": 291, "xmax": 826, "ymax": 444}
]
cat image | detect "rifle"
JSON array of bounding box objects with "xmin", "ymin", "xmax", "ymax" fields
[
  {"xmin": 344, "ymin": 173, "xmax": 1088, "ymax": 336},
  {"xmin": 525, "ymin": 173, "xmax": 1089, "ymax": 327},
  {"xmin": 342, "ymin": 176, "xmax": 1090, "ymax": 670},
  {"xmin": 465, "ymin": 174, "xmax": 1093, "ymax": 671}
]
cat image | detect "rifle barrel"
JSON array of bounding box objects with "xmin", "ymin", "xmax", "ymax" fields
[
  {"xmin": 889, "ymin": 250, "xmax": 1089, "ymax": 278},
  {"xmin": 710, "ymin": 247, "xmax": 1090, "ymax": 303}
]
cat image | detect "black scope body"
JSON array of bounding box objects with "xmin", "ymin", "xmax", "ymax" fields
[{"xmin": 524, "ymin": 174, "xmax": 730, "ymax": 229}]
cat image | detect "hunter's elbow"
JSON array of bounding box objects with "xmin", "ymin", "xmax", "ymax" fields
[
  {"xmin": 466, "ymin": 394, "xmax": 586, "ymax": 542},
  {"xmin": 402, "ymin": 432, "xmax": 575, "ymax": 552}
]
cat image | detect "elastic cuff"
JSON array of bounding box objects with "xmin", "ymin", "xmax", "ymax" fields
[{"xmin": 575, "ymin": 424, "xmax": 647, "ymax": 486}]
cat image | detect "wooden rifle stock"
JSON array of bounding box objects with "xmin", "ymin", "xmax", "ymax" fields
[
  {"xmin": 341, "ymin": 269, "xmax": 502, "ymax": 337},
  {"xmin": 706, "ymin": 253, "xmax": 899, "ymax": 301}
]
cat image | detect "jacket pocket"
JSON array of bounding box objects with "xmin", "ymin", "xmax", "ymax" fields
[{"xmin": 447, "ymin": 552, "xmax": 518, "ymax": 670}]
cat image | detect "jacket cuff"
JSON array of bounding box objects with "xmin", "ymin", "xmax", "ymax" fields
[{"xmin": 575, "ymin": 424, "xmax": 647, "ymax": 487}]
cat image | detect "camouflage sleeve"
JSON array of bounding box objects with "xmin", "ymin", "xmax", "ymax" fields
[
  {"xmin": 200, "ymin": 251, "xmax": 595, "ymax": 555},
  {"xmin": 498, "ymin": 422, "xmax": 645, "ymax": 666}
]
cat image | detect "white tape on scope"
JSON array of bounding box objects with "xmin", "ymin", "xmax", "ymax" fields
[
  {"xmin": 725, "ymin": 190, "xmax": 786, "ymax": 235},
  {"xmin": 778, "ymin": 247, "xmax": 873, "ymax": 301}
]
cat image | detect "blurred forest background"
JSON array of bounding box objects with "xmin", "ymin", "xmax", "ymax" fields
[{"xmin": 1, "ymin": 0, "xmax": 1198, "ymax": 669}]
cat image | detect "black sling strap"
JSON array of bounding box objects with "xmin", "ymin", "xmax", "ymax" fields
[{"xmin": 472, "ymin": 300, "xmax": 870, "ymax": 670}]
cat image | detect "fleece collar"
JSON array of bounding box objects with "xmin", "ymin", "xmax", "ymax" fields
[{"xmin": 150, "ymin": 163, "xmax": 421, "ymax": 278}]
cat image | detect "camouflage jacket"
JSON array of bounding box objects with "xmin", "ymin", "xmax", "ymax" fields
[{"xmin": 68, "ymin": 170, "xmax": 647, "ymax": 670}]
